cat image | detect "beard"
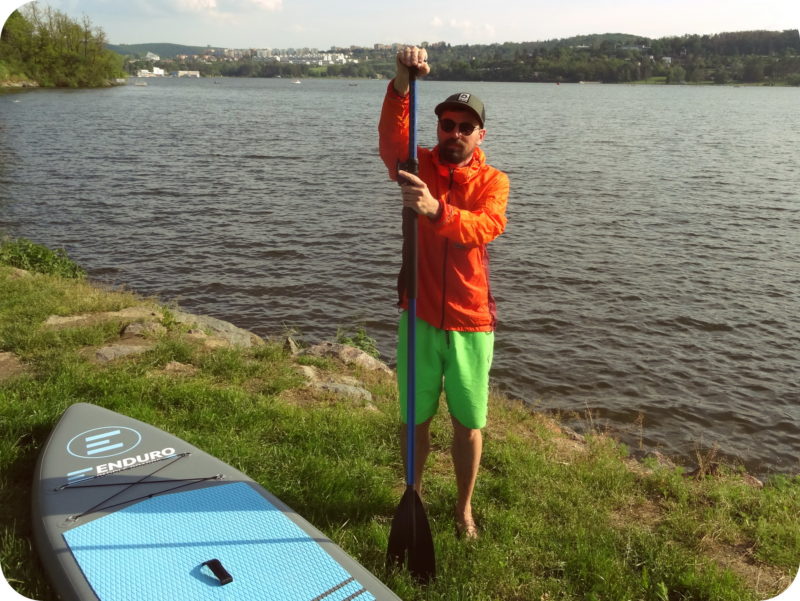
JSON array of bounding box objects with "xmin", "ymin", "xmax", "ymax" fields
[{"xmin": 438, "ymin": 140, "xmax": 470, "ymax": 165}]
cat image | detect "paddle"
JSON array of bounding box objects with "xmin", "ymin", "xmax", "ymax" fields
[{"xmin": 386, "ymin": 68, "xmax": 436, "ymax": 583}]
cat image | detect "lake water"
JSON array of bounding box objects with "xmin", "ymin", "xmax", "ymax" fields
[{"xmin": 1, "ymin": 78, "xmax": 798, "ymax": 476}]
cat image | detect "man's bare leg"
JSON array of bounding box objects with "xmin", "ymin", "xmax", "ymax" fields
[{"xmin": 451, "ymin": 415, "xmax": 482, "ymax": 538}]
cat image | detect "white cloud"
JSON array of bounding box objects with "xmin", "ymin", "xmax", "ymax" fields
[
  {"xmin": 169, "ymin": 0, "xmax": 281, "ymax": 17},
  {"xmin": 247, "ymin": 0, "xmax": 281, "ymax": 9},
  {"xmin": 429, "ymin": 15, "xmax": 497, "ymax": 42},
  {"xmin": 174, "ymin": 0, "xmax": 218, "ymax": 13}
]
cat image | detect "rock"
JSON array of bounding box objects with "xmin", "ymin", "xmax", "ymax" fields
[
  {"xmin": 317, "ymin": 381, "xmax": 373, "ymax": 402},
  {"xmin": 8, "ymin": 267, "xmax": 31, "ymax": 278},
  {"xmin": 560, "ymin": 426, "xmax": 586, "ymax": 444},
  {"xmin": 94, "ymin": 342, "xmax": 153, "ymax": 362},
  {"xmin": 302, "ymin": 341, "xmax": 392, "ymax": 374},
  {"xmin": 171, "ymin": 311, "xmax": 264, "ymax": 348},
  {"xmin": 122, "ymin": 322, "xmax": 167, "ymax": 337},
  {"xmin": 43, "ymin": 304, "xmax": 262, "ymax": 350},
  {"xmin": 183, "ymin": 328, "xmax": 230, "ymax": 350},
  {"xmin": 741, "ymin": 473, "xmax": 764, "ymax": 489},
  {"xmin": 44, "ymin": 306, "xmax": 161, "ymax": 328},
  {"xmin": 284, "ymin": 336, "xmax": 302, "ymax": 356},
  {"xmin": 297, "ymin": 365, "xmax": 317, "ymax": 381},
  {"xmin": 296, "ymin": 364, "xmax": 373, "ymax": 402}
]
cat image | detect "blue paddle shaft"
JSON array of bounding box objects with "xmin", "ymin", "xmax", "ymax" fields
[{"xmin": 405, "ymin": 73, "xmax": 418, "ymax": 488}]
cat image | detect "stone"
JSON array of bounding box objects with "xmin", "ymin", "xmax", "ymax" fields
[
  {"xmin": 172, "ymin": 310, "xmax": 264, "ymax": 348},
  {"xmin": 44, "ymin": 306, "xmax": 161, "ymax": 328},
  {"xmin": 316, "ymin": 381, "xmax": 373, "ymax": 402},
  {"xmin": 94, "ymin": 342, "xmax": 153, "ymax": 362},
  {"xmin": 295, "ymin": 364, "xmax": 373, "ymax": 402},
  {"xmin": 284, "ymin": 336, "xmax": 302, "ymax": 356},
  {"xmin": 302, "ymin": 341, "xmax": 392, "ymax": 374},
  {"xmin": 122, "ymin": 322, "xmax": 167, "ymax": 337},
  {"xmin": 9, "ymin": 267, "xmax": 31, "ymax": 278}
]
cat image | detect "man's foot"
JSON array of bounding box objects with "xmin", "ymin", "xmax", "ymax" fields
[{"xmin": 455, "ymin": 515, "xmax": 478, "ymax": 540}]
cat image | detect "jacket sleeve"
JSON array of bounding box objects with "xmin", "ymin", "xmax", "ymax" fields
[
  {"xmin": 378, "ymin": 80, "xmax": 409, "ymax": 181},
  {"xmin": 432, "ymin": 170, "xmax": 509, "ymax": 247}
]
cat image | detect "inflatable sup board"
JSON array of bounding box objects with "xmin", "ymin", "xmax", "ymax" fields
[{"xmin": 32, "ymin": 403, "xmax": 401, "ymax": 601}]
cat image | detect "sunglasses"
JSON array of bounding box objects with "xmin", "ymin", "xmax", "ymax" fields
[{"xmin": 438, "ymin": 118, "xmax": 481, "ymax": 135}]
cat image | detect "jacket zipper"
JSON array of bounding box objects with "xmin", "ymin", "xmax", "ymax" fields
[{"xmin": 440, "ymin": 169, "xmax": 455, "ymax": 331}]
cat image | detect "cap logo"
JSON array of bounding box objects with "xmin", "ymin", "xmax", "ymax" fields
[{"xmin": 458, "ymin": 93, "xmax": 471, "ymax": 103}]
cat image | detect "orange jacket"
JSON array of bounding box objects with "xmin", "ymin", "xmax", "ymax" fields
[{"xmin": 379, "ymin": 82, "xmax": 509, "ymax": 332}]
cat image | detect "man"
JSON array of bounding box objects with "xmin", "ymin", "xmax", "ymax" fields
[{"xmin": 378, "ymin": 45, "xmax": 509, "ymax": 539}]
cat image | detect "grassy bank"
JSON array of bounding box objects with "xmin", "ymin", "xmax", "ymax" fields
[{"xmin": 1, "ymin": 243, "xmax": 798, "ymax": 600}]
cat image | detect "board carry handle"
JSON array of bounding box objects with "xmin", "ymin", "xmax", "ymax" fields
[{"xmin": 203, "ymin": 558, "xmax": 233, "ymax": 585}]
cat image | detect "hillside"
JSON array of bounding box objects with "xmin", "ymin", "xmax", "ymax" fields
[
  {"xmin": 106, "ymin": 42, "xmax": 220, "ymax": 58},
  {"xmin": 105, "ymin": 30, "xmax": 800, "ymax": 85}
]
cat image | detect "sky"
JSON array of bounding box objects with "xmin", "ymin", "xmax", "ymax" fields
[{"xmin": 1, "ymin": 0, "xmax": 798, "ymax": 50}]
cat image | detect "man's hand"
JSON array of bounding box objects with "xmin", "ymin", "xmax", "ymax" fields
[
  {"xmin": 393, "ymin": 46, "xmax": 430, "ymax": 96},
  {"xmin": 398, "ymin": 170, "xmax": 440, "ymax": 219}
]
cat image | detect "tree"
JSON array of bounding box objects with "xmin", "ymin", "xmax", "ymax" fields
[
  {"xmin": 0, "ymin": 10, "xmax": 35, "ymax": 80},
  {"xmin": 666, "ymin": 65, "xmax": 686, "ymax": 84},
  {"xmin": 1, "ymin": 5, "xmax": 124, "ymax": 87},
  {"xmin": 742, "ymin": 57, "xmax": 765, "ymax": 83}
]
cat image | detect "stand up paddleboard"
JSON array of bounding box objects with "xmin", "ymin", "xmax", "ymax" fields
[{"xmin": 32, "ymin": 403, "xmax": 401, "ymax": 601}]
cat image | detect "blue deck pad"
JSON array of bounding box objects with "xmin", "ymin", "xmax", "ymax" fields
[{"xmin": 63, "ymin": 482, "xmax": 377, "ymax": 601}]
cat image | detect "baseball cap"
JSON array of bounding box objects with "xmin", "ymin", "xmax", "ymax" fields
[{"xmin": 434, "ymin": 92, "xmax": 486, "ymax": 127}]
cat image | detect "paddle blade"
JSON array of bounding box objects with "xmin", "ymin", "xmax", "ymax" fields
[{"xmin": 387, "ymin": 486, "xmax": 435, "ymax": 583}]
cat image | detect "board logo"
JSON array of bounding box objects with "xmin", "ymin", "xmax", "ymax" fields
[{"xmin": 67, "ymin": 426, "xmax": 142, "ymax": 459}]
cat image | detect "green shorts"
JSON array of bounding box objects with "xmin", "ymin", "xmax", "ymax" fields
[{"xmin": 397, "ymin": 312, "xmax": 494, "ymax": 429}]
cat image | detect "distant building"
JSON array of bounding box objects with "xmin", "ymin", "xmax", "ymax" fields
[
  {"xmin": 136, "ymin": 67, "xmax": 166, "ymax": 77},
  {"xmin": 145, "ymin": 51, "xmax": 160, "ymax": 61}
]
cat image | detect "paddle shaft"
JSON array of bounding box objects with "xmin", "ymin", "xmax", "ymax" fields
[{"xmin": 404, "ymin": 71, "xmax": 419, "ymax": 488}]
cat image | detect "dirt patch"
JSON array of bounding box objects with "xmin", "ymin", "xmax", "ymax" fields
[
  {"xmin": 0, "ymin": 352, "xmax": 26, "ymax": 381},
  {"xmin": 703, "ymin": 541, "xmax": 790, "ymax": 599},
  {"xmin": 149, "ymin": 361, "xmax": 199, "ymax": 377},
  {"xmin": 610, "ymin": 497, "xmax": 664, "ymax": 532}
]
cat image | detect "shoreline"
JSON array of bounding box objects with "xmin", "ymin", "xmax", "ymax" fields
[
  {"xmin": 0, "ymin": 78, "xmax": 39, "ymax": 88},
  {"xmin": 4, "ymin": 76, "xmax": 798, "ymax": 89},
  {"xmin": 0, "ymin": 263, "xmax": 782, "ymax": 485}
]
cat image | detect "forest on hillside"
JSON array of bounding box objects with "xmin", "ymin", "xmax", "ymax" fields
[
  {"xmin": 1, "ymin": 5, "xmax": 124, "ymax": 87},
  {"xmin": 129, "ymin": 29, "xmax": 800, "ymax": 85},
  {"xmin": 368, "ymin": 30, "xmax": 800, "ymax": 84}
]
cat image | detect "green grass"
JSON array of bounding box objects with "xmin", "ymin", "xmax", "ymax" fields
[
  {"xmin": 0, "ymin": 238, "xmax": 86, "ymax": 279},
  {"xmin": 0, "ymin": 261, "xmax": 798, "ymax": 600},
  {"xmin": 336, "ymin": 322, "xmax": 381, "ymax": 358}
]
